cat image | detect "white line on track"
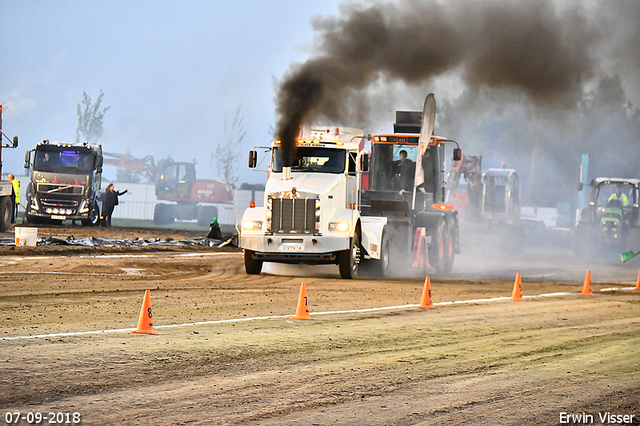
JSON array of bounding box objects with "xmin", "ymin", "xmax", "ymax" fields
[
  {"xmin": 0, "ymin": 271, "xmax": 137, "ymax": 276},
  {"xmin": 1, "ymin": 252, "xmax": 242, "ymax": 262},
  {"xmin": 3, "ymin": 288, "xmax": 635, "ymax": 341}
]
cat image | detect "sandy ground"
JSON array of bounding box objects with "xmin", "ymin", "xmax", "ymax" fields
[{"xmin": 0, "ymin": 223, "xmax": 639, "ymax": 425}]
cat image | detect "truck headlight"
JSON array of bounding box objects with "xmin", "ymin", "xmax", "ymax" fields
[
  {"xmin": 79, "ymin": 199, "xmax": 90, "ymax": 214},
  {"xmin": 29, "ymin": 197, "xmax": 39, "ymax": 211},
  {"xmin": 328, "ymin": 222, "xmax": 350, "ymax": 232},
  {"xmin": 243, "ymin": 220, "xmax": 263, "ymax": 231}
]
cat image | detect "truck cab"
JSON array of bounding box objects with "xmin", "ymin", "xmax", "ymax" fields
[
  {"xmin": 240, "ymin": 127, "xmax": 386, "ymax": 279},
  {"xmin": 24, "ymin": 140, "xmax": 103, "ymax": 225}
]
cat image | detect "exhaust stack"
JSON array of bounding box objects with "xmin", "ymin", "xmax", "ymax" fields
[{"xmin": 282, "ymin": 166, "xmax": 292, "ymax": 181}]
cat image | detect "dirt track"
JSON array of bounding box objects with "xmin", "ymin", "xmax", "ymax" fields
[{"xmin": 0, "ymin": 224, "xmax": 639, "ymax": 425}]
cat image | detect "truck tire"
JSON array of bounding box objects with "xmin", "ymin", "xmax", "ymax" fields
[
  {"xmin": 197, "ymin": 206, "xmax": 218, "ymax": 227},
  {"xmin": 362, "ymin": 231, "xmax": 390, "ymax": 277},
  {"xmin": 428, "ymin": 220, "xmax": 448, "ymax": 274},
  {"xmin": 0, "ymin": 196, "xmax": 12, "ymax": 232},
  {"xmin": 443, "ymin": 226, "xmax": 456, "ymax": 274},
  {"xmin": 339, "ymin": 233, "xmax": 361, "ymax": 279},
  {"xmin": 82, "ymin": 202, "xmax": 100, "ymax": 226},
  {"xmin": 244, "ymin": 249, "xmax": 263, "ymax": 275},
  {"xmin": 154, "ymin": 204, "xmax": 174, "ymax": 225},
  {"xmin": 376, "ymin": 232, "xmax": 391, "ymax": 276}
]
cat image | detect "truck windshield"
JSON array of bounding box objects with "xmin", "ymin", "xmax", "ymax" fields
[
  {"xmin": 370, "ymin": 144, "xmax": 419, "ymax": 191},
  {"xmin": 272, "ymin": 147, "xmax": 346, "ymax": 174},
  {"xmin": 34, "ymin": 149, "xmax": 94, "ymax": 173},
  {"xmin": 597, "ymin": 183, "xmax": 634, "ymax": 207}
]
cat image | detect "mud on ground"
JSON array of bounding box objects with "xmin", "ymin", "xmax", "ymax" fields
[{"xmin": 0, "ymin": 224, "xmax": 639, "ymax": 425}]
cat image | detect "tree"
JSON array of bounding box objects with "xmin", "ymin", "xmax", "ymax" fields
[
  {"xmin": 115, "ymin": 168, "xmax": 142, "ymax": 183},
  {"xmin": 211, "ymin": 105, "xmax": 245, "ymax": 188},
  {"xmin": 76, "ymin": 90, "xmax": 111, "ymax": 143}
]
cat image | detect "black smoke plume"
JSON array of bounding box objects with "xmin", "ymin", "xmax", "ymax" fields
[{"xmin": 275, "ymin": 0, "xmax": 599, "ymax": 164}]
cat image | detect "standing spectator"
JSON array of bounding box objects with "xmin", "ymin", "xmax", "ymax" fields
[
  {"xmin": 8, "ymin": 174, "xmax": 19, "ymax": 223},
  {"xmin": 101, "ymin": 183, "xmax": 128, "ymax": 227}
]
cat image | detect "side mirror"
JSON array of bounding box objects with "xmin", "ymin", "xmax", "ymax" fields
[
  {"xmin": 248, "ymin": 150, "xmax": 257, "ymax": 168},
  {"xmin": 453, "ymin": 148, "xmax": 462, "ymax": 162},
  {"xmin": 12, "ymin": 136, "xmax": 18, "ymax": 148},
  {"xmin": 359, "ymin": 153, "xmax": 369, "ymax": 173},
  {"xmin": 24, "ymin": 150, "xmax": 31, "ymax": 169}
]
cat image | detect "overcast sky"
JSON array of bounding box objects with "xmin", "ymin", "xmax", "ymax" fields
[
  {"xmin": 2, "ymin": 0, "xmax": 639, "ymax": 199},
  {"xmin": 1, "ymin": 0, "xmax": 343, "ymax": 183}
]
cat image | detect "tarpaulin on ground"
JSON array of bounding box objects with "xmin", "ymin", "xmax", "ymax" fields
[{"xmin": 0, "ymin": 236, "xmax": 236, "ymax": 248}]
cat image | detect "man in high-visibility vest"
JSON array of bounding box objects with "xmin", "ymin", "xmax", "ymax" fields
[
  {"xmin": 608, "ymin": 185, "xmax": 628, "ymax": 206},
  {"xmin": 8, "ymin": 174, "xmax": 19, "ymax": 222}
]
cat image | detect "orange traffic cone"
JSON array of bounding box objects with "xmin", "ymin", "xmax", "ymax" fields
[
  {"xmin": 635, "ymin": 269, "xmax": 640, "ymax": 291},
  {"xmin": 132, "ymin": 290, "xmax": 157, "ymax": 334},
  {"xmin": 292, "ymin": 282, "xmax": 313, "ymax": 320},
  {"xmin": 581, "ymin": 270, "xmax": 593, "ymax": 296},
  {"xmin": 510, "ymin": 273, "xmax": 525, "ymax": 301},
  {"xmin": 418, "ymin": 276, "xmax": 435, "ymax": 309}
]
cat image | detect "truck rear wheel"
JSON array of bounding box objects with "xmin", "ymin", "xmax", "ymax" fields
[
  {"xmin": 444, "ymin": 227, "xmax": 455, "ymax": 274},
  {"xmin": 0, "ymin": 196, "xmax": 12, "ymax": 232},
  {"xmin": 376, "ymin": 232, "xmax": 390, "ymax": 276},
  {"xmin": 363, "ymin": 231, "xmax": 390, "ymax": 277},
  {"xmin": 339, "ymin": 233, "xmax": 361, "ymax": 279},
  {"xmin": 428, "ymin": 221, "xmax": 448, "ymax": 274},
  {"xmin": 244, "ymin": 250, "xmax": 263, "ymax": 275}
]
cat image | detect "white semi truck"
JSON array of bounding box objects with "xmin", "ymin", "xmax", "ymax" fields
[
  {"xmin": 240, "ymin": 126, "xmax": 388, "ymax": 279},
  {"xmin": 240, "ymin": 94, "xmax": 462, "ymax": 279}
]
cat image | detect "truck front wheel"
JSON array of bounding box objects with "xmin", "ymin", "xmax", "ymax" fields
[
  {"xmin": 339, "ymin": 233, "xmax": 361, "ymax": 279},
  {"xmin": 82, "ymin": 202, "xmax": 100, "ymax": 226},
  {"xmin": 376, "ymin": 232, "xmax": 390, "ymax": 276},
  {"xmin": 244, "ymin": 250, "xmax": 263, "ymax": 275}
]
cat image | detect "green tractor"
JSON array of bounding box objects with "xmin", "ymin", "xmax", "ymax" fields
[{"xmin": 574, "ymin": 178, "xmax": 640, "ymax": 258}]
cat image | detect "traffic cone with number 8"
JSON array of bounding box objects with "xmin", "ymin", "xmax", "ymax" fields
[{"xmin": 132, "ymin": 290, "xmax": 157, "ymax": 335}]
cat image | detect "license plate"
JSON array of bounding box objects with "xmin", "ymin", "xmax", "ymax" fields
[
  {"xmin": 279, "ymin": 244, "xmax": 304, "ymax": 251},
  {"xmin": 51, "ymin": 215, "xmax": 67, "ymax": 220}
]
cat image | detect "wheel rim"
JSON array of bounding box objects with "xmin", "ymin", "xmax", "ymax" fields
[{"xmin": 351, "ymin": 235, "xmax": 360, "ymax": 275}]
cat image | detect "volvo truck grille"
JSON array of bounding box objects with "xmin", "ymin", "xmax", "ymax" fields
[{"xmin": 37, "ymin": 183, "xmax": 84, "ymax": 195}]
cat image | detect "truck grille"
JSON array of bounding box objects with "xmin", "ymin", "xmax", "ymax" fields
[
  {"xmin": 37, "ymin": 183, "xmax": 84, "ymax": 195},
  {"xmin": 40, "ymin": 199, "xmax": 79, "ymax": 208},
  {"xmin": 270, "ymin": 198, "xmax": 317, "ymax": 234}
]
